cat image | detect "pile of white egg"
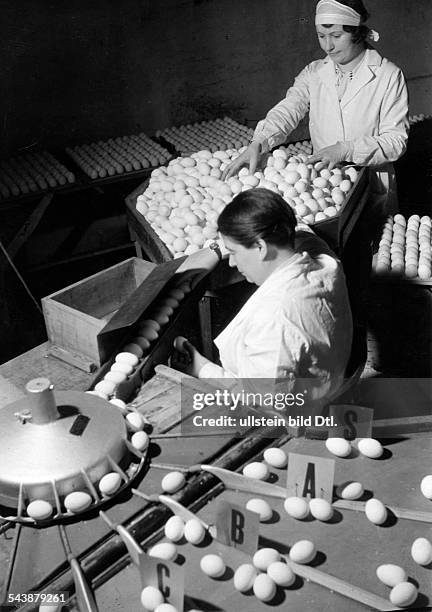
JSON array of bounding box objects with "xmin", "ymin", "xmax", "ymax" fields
[
  {"xmin": 156, "ymin": 117, "xmax": 253, "ymax": 155},
  {"xmin": 376, "ymin": 564, "xmax": 418, "ymax": 608},
  {"xmin": 0, "ymin": 152, "xmax": 75, "ymax": 200},
  {"xmin": 66, "ymin": 133, "xmax": 171, "ymax": 179},
  {"xmin": 135, "ymin": 143, "xmax": 356, "ymax": 257},
  {"xmin": 374, "ymin": 214, "xmax": 432, "ymax": 279}
]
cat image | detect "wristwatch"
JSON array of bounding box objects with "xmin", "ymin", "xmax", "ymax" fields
[{"xmin": 209, "ymin": 242, "xmax": 223, "ymax": 262}]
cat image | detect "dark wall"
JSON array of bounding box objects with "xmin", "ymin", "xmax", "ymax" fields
[{"xmin": 1, "ymin": 0, "xmax": 431, "ymax": 155}]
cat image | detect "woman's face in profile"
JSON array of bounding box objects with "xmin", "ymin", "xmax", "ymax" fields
[{"xmin": 222, "ymin": 234, "xmax": 263, "ymax": 285}]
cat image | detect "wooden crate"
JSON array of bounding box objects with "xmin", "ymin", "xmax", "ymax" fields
[
  {"xmin": 125, "ymin": 168, "xmax": 368, "ymax": 263},
  {"xmin": 42, "ymin": 257, "xmax": 157, "ymax": 371}
]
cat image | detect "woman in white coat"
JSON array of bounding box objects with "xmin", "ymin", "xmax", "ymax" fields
[
  {"xmin": 172, "ymin": 188, "xmax": 353, "ymax": 403},
  {"xmin": 223, "ymin": 0, "xmax": 409, "ymax": 219}
]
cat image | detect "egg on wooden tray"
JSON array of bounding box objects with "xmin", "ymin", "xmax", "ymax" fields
[{"xmin": 135, "ymin": 143, "xmax": 355, "ymax": 256}]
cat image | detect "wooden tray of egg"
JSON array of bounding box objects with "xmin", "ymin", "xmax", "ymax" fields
[{"xmin": 372, "ymin": 214, "xmax": 432, "ymax": 286}]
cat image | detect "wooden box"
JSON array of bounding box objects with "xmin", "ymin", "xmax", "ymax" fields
[{"xmin": 42, "ymin": 257, "xmax": 157, "ymax": 371}]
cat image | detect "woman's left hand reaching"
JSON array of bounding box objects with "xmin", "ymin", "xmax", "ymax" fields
[
  {"xmin": 170, "ymin": 336, "xmax": 211, "ymax": 377},
  {"xmin": 308, "ymin": 141, "xmax": 350, "ymax": 170}
]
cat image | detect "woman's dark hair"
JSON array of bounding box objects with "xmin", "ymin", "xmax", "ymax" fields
[
  {"xmin": 320, "ymin": 0, "xmax": 370, "ymax": 44},
  {"xmin": 217, "ymin": 188, "xmax": 297, "ymax": 249}
]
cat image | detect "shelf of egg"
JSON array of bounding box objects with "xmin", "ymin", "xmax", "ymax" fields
[
  {"xmin": 155, "ymin": 117, "xmax": 254, "ymax": 155},
  {"xmin": 373, "ymin": 214, "xmax": 432, "ymax": 283},
  {"xmin": 12, "ymin": 435, "xmax": 148, "ymax": 525},
  {"xmin": 134, "ymin": 143, "xmax": 358, "ymax": 258},
  {"xmin": 65, "ymin": 133, "xmax": 172, "ymax": 180},
  {"xmin": 0, "ymin": 152, "xmax": 76, "ymax": 202}
]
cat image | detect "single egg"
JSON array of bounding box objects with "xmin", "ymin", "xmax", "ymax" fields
[
  {"xmin": 233, "ymin": 563, "xmax": 257, "ymax": 592},
  {"xmin": 357, "ymin": 438, "xmax": 384, "ymax": 459},
  {"xmin": 122, "ymin": 343, "xmax": 144, "ymax": 358},
  {"xmin": 365, "ymin": 498, "xmax": 387, "ymax": 525},
  {"xmin": 109, "ymin": 398, "xmax": 128, "ymax": 414},
  {"xmin": 184, "ymin": 518, "xmax": 206, "ymax": 545},
  {"xmin": 242, "ymin": 462, "xmax": 269, "ymax": 480},
  {"xmin": 336, "ymin": 481, "xmax": 364, "ymax": 500},
  {"xmin": 253, "ymin": 548, "xmax": 280, "ymax": 571},
  {"xmin": 325, "ymin": 437, "xmax": 351, "ymax": 457},
  {"xmin": 154, "ymin": 604, "xmax": 178, "ymax": 612},
  {"xmin": 110, "ymin": 362, "xmax": 134, "ymax": 375},
  {"xmin": 131, "ymin": 431, "xmax": 149, "ymax": 452},
  {"xmin": 94, "ymin": 380, "xmax": 116, "ymax": 396},
  {"xmin": 148, "ymin": 542, "xmax": 177, "ymax": 561},
  {"xmin": 126, "ymin": 411, "xmax": 145, "ymax": 432},
  {"xmin": 376, "ymin": 564, "xmax": 408, "ymax": 587},
  {"xmin": 104, "ymin": 370, "xmax": 127, "ymax": 385},
  {"xmin": 27, "ymin": 499, "xmax": 53, "ymax": 521},
  {"xmin": 115, "ymin": 352, "xmax": 139, "ymax": 367},
  {"xmin": 99, "ymin": 472, "xmax": 122, "ymax": 496},
  {"xmin": 284, "ymin": 497, "xmax": 309, "ymax": 520},
  {"xmin": 140, "ymin": 586, "xmax": 164, "ymax": 611},
  {"xmin": 200, "ymin": 554, "xmax": 226, "ymax": 578},
  {"xmin": 161, "ymin": 471, "xmax": 186, "ymax": 494},
  {"xmin": 263, "ymin": 447, "xmax": 287, "ymax": 468},
  {"xmin": 64, "ymin": 491, "xmax": 93, "ymax": 514},
  {"xmin": 309, "ymin": 498, "xmax": 333, "ymax": 521},
  {"xmin": 246, "ymin": 498, "xmax": 273, "ymax": 522},
  {"xmin": 389, "ymin": 582, "xmax": 418, "ymax": 608},
  {"xmin": 164, "ymin": 515, "xmax": 184, "ymax": 542},
  {"xmin": 420, "ymin": 474, "xmax": 432, "ymax": 499},
  {"xmin": 267, "ymin": 561, "xmax": 296, "ymax": 587},
  {"xmin": 137, "ymin": 328, "xmax": 159, "ymax": 343},
  {"xmin": 289, "ymin": 540, "xmax": 316, "ymax": 564},
  {"xmin": 253, "ymin": 574, "xmax": 277, "ymax": 602},
  {"xmin": 411, "ymin": 537, "xmax": 432, "ymax": 565}
]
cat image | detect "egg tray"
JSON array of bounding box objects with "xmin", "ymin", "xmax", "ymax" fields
[
  {"xmin": 0, "ymin": 440, "xmax": 148, "ymax": 527},
  {"xmin": 0, "ymin": 151, "xmax": 77, "ymax": 204},
  {"xmin": 65, "ymin": 133, "xmax": 172, "ymax": 181},
  {"xmin": 88, "ymin": 271, "xmax": 210, "ymax": 404}
]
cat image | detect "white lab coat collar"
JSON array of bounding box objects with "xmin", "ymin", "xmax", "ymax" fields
[{"xmin": 318, "ymin": 47, "xmax": 384, "ymax": 108}]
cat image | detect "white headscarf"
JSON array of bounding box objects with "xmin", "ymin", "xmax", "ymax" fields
[{"xmin": 315, "ymin": 0, "xmax": 380, "ymax": 41}]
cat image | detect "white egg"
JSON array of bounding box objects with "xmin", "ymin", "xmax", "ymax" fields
[
  {"xmin": 336, "ymin": 481, "xmax": 364, "ymax": 500},
  {"xmin": 161, "ymin": 471, "xmax": 185, "ymax": 494},
  {"xmin": 64, "ymin": 491, "xmax": 93, "ymax": 513},
  {"xmin": 357, "ymin": 438, "xmax": 384, "ymax": 459},
  {"xmin": 154, "ymin": 604, "xmax": 178, "ymax": 612},
  {"xmin": 140, "ymin": 586, "xmax": 164, "ymax": 611},
  {"xmin": 267, "ymin": 561, "xmax": 296, "ymax": 587},
  {"xmin": 104, "ymin": 370, "xmax": 127, "ymax": 384},
  {"xmin": 149, "ymin": 542, "xmax": 177, "ymax": 561},
  {"xmin": 246, "ymin": 498, "xmax": 273, "ymax": 522},
  {"xmin": 242, "ymin": 462, "xmax": 269, "ymax": 480},
  {"xmin": 289, "ymin": 540, "xmax": 316, "ymax": 564},
  {"xmin": 99, "ymin": 472, "xmax": 122, "ymax": 496},
  {"xmin": 184, "ymin": 518, "xmax": 206, "ymax": 545},
  {"xmin": 376, "ymin": 564, "xmax": 408, "ymax": 587},
  {"xmin": 131, "ymin": 430, "xmax": 149, "ymax": 451},
  {"xmin": 109, "ymin": 398, "xmax": 128, "ymax": 414},
  {"xmin": 253, "ymin": 574, "xmax": 277, "ymax": 602},
  {"xmin": 111, "ymin": 362, "xmax": 134, "ymax": 375},
  {"xmin": 253, "ymin": 548, "xmax": 280, "ymax": 571},
  {"xmin": 411, "ymin": 537, "xmax": 432, "ymax": 565},
  {"xmin": 325, "ymin": 437, "xmax": 351, "ymax": 457},
  {"xmin": 27, "ymin": 499, "xmax": 53, "ymax": 521},
  {"xmin": 164, "ymin": 515, "xmax": 184, "ymax": 542},
  {"xmin": 126, "ymin": 411, "xmax": 145, "ymax": 432},
  {"xmin": 365, "ymin": 498, "xmax": 387, "ymax": 525},
  {"xmin": 263, "ymin": 447, "xmax": 287, "ymax": 468},
  {"xmin": 115, "ymin": 352, "xmax": 139, "ymax": 367},
  {"xmin": 284, "ymin": 497, "xmax": 309, "ymax": 519},
  {"xmin": 94, "ymin": 380, "xmax": 116, "ymax": 396},
  {"xmin": 389, "ymin": 582, "xmax": 418, "ymax": 608},
  {"xmin": 233, "ymin": 563, "xmax": 257, "ymax": 592},
  {"xmin": 200, "ymin": 554, "xmax": 226, "ymax": 578},
  {"xmin": 420, "ymin": 474, "xmax": 432, "ymax": 499},
  {"xmin": 309, "ymin": 498, "xmax": 333, "ymax": 521}
]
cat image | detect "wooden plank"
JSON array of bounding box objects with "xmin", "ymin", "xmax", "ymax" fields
[{"xmin": 6, "ymin": 193, "xmax": 54, "ymax": 259}]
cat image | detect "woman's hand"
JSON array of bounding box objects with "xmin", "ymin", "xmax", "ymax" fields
[
  {"xmin": 221, "ymin": 141, "xmax": 262, "ymax": 180},
  {"xmin": 308, "ymin": 141, "xmax": 350, "ymax": 170},
  {"xmin": 170, "ymin": 336, "xmax": 211, "ymax": 377}
]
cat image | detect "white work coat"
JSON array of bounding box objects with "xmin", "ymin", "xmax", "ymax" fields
[
  {"xmin": 199, "ymin": 231, "xmax": 353, "ymax": 403},
  {"xmin": 253, "ymin": 48, "xmax": 409, "ymax": 216}
]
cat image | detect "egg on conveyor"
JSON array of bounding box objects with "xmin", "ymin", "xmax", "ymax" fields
[
  {"xmin": 99, "ymin": 472, "xmax": 122, "ymax": 496},
  {"xmin": 126, "ymin": 411, "xmax": 146, "ymax": 432},
  {"xmin": 389, "ymin": 582, "xmax": 418, "ymax": 608},
  {"xmin": 64, "ymin": 491, "xmax": 93, "ymax": 514},
  {"xmin": 253, "ymin": 574, "xmax": 277, "ymax": 602},
  {"xmin": 376, "ymin": 564, "xmax": 408, "ymax": 587},
  {"xmin": 94, "ymin": 380, "xmax": 116, "ymax": 396},
  {"xmin": 242, "ymin": 462, "xmax": 269, "ymax": 480},
  {"xmin": 109, "ymin": 398, "xmax": 128, "ymax": 414},
  {"xmin": 131, "ymin": 430, "xmax": 149, "ymax": 451},
  {"xmin": 140, "ymin": 586, "xmax": 164, "ymax": 611},
  {"xmin": 245, "ymin": 498, "xmax": 273, "ymax": 522},
  {"xmin": 365, "ymin": 498, "xmax": 387, "ymax": 525},
  {"xmin": 26, "ymin": 499, "xmax": 53, "ymax": 521},
  {"xmin": 115, "ymin": 352, "xmax": 139, "ymax": 367},
  {"xmin": 357, "ymin": 438, "xmax": 384, "ymax": 459},
  {"xmin": 183, "ymin": 518, "xmax": 206, "ymax": 545},
  {"xmin": 411, "ymin": 537, "xmax": 432, "ymax": 566},
  {"xmin": 325, "ymin": 437, "xmax": 351, "ymax": 457},
  {"xmin": 233, "ymin": 563, "xmax": 258, "ymax": 592},
  {"xmin": 164, "ymin": 515, "xmax": 185, "ymax": 542},
  {"xmin": 200, "ymin": 553, "xmax": 226, "ymax": 578},
  {"xmin": 154, "ymin": 604, "xmax": 178, "ymax": 612},
  {"xmin": 336, "ymin": 481, "xmax": 364, "ymax": 500},
  {"xmin": 263, "ymin": 447, "xmax": 288, "ymax": 468},
  {"xmin": 161, "ymin": 471, "xmax": 186, "ymax": 494},
  {"xmin": 148, "ymin": 542, "xmax": 177, "ymax": 561},
  {"xmin": 253, "ymin": 548, "xmax": 280, "ymax": 571},
  {"xmin": 420, "ymin": 474, "xmax": 432, "ymax": 499},
  {"xmin": 284, "ymin": 496, "xmax": 309, "ymax": 519},
  {"xmin": 267, "ymin": 561, "xmax": 296, "ymax": 587},
  {"xmin": 309, "ymin": 498, "xmax": 333, "ymax": 521},
  {"xmin": 289, "ymin": 540, "xmax": 316, "ymax": 564}
]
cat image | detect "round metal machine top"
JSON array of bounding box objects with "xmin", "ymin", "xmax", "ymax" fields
[{"xmin": 0, "ymin": 378, "xmax": 128, "ymax": 508}]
